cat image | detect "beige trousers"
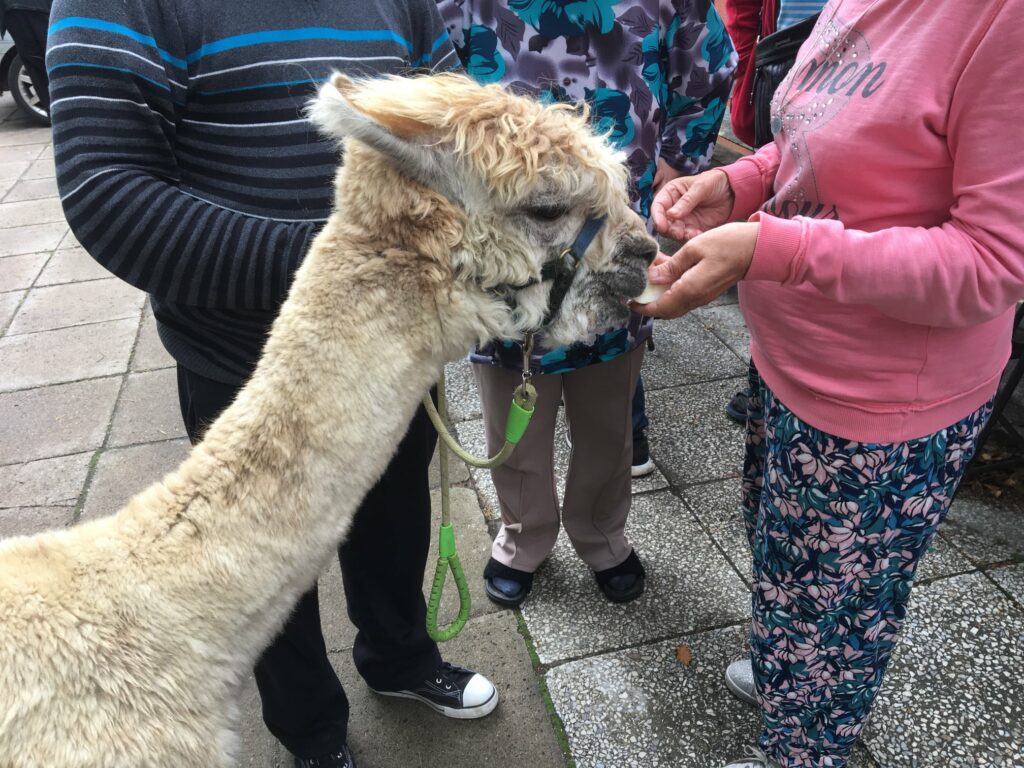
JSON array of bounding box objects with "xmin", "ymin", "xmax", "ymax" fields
[{"xmin": 473, "ymin": 346, "xmax": 644, "ymax": 573}]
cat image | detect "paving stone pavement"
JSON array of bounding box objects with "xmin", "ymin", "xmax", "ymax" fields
[{"xmin": 2, "ymin": 92, "xmax": 1024, "ymax": 768}]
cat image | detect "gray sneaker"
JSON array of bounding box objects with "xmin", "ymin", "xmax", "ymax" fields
[
  {"xmin": 724, "ymin": 659, "xmax": 758, "ymax": 707},
  {"xmin": 723, "ymin": 747, "xmax": 782, "ymax": 767}
]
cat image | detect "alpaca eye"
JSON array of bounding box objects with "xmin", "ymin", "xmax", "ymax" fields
[{"xmin": 524, "ymin": 205, "xmax": 568, "ymax": 222}]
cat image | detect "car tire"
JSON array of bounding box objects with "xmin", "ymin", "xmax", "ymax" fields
[{"xmin": 7, "ymin": 55, "xmax": 50, "ymax": 126}]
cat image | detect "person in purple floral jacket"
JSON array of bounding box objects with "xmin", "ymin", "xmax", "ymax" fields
[{"xmin": 437, "ymin": 0, "xmax": 737, "ymax": 607}]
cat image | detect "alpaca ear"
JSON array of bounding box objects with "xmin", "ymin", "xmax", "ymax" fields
[{"xmin": 309, "ymin": 73, "xmax": 463, "ymax": 206}]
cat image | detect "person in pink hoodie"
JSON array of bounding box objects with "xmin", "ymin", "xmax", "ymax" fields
[{"xmin": 640, "ymin": 1, "xmax": 1024, "ymax": 767}]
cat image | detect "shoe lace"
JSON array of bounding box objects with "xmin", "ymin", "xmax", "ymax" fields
[{"xmin": 433, "ymin": 661, "xmax": 468, "ymax": 691}]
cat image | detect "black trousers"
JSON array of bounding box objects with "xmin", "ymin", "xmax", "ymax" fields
[
  {"xmin": 4, "ymin": 10, "xmax": 50, "ymax": 111},
  {"xmin": 176, "ymin": 365, "xmax": 442, "ymax": 758}
]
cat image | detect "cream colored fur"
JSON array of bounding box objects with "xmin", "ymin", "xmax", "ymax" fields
[{"xmin": 0, "ymin": 73, "xmax": 655, "ymax": 767}]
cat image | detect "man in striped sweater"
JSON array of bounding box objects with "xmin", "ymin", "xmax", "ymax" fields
[{"xmin": 47, "ymin": 3, "xmax": 497, "ymax": 766}]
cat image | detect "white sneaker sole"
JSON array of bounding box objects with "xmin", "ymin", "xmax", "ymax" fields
[
  {"xmin": 373, "ymin": 687, "xmax": 500, "ymax": 720},
  {"xmin": 631, "ymin": 459, "xmax": 656, "ymax": 478}
]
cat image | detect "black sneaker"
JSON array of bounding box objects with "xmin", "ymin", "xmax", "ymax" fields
[
  {"xmin": 725, "ymin": 388, "xmax": 752, "ymax": 424},
  {"xmin": 294, "ymin": 745, "xmax": 355, "ymax": 768},
  {"xmin": 372, "ymin": 662, "xmax": 499, "ymax": 719},
  {"xmin": 632, "ymin": 431, "xmax": 655, "ymax": 478}
]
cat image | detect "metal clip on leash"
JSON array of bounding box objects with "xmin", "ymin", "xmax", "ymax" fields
[{"xmin": 424, "ymin": 334, "xmax": 538, "ymax": 642}]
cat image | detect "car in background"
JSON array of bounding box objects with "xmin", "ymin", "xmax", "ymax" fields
[{"xmin": 0, "ymin": 30, "xmax": 49, "ymax": 125}]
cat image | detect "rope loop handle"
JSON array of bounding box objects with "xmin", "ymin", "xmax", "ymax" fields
[{"xmin": 426, "ymin": 524, "xmax": 471, "ymax": 642}]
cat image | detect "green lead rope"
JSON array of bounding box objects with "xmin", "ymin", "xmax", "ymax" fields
[{"xmin": 424, "ymin": 364, "xmax": 537, "ymax": 642}]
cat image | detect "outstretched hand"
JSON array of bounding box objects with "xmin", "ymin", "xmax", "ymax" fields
[
  {"xmin": 651, "ymin": 169, "xmax": 735, "ymax": 242},
  {"xmin": 633, "ymin": 223, "xmax": 759, "ymax": 319}
]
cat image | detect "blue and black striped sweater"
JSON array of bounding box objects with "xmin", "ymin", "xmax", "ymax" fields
[{"xmin": 48, "ymin": 0, "xmax": 456, "ymax": 384}]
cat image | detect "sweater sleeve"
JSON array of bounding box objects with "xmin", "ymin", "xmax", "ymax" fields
[
  {"xmin": 743, "ymin": 1, "xmax": 1024, "ymax": 328},
  {"xmin": 658, "ymin": 1, "xmax": 737, "ymax": 174},
  {"xmin": 48, "ymin": 0, "xmax": 316, "ymax": 310},
  {"xmin": 411, "ymin": 0, "xmax": 459, "ymax": 72},
  {"xmin": 721, "ymin": 140, "xmax": 780, "ymax": 220}
]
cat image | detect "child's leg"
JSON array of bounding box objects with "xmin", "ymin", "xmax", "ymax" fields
[
  {"xmin": 560, "ymin": 347, "xmax": 644, "ymax": 571},
  {"xmin": 473, "ymin": 363, "xmax": 562, "ymax": 572},
  {"xmin": 750, "ymin": 381, "xmax": 992, "ymax": 768}
]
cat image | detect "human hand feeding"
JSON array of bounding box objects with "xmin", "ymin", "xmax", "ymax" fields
[
  {"xmin": 651, "ymin": 168, "xmax": 736, "ymax": 242},
  {"xmin": 632, "ymin": 222, "xmax": 759, "ymax": 319}
]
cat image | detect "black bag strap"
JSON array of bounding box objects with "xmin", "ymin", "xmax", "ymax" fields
[{"xmin": 755, "ymin": 12, "xmax": 821, "ymax": 68}]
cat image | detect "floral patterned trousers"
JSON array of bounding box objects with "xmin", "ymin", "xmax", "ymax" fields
[{"xmin": 742, "ymin": 365, "xmax": 992, "ymax": 767}]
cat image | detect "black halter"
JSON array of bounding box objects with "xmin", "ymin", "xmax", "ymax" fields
[{"xmin": 492, "ymin": 215, "xmax": 607, "ymax": 327}]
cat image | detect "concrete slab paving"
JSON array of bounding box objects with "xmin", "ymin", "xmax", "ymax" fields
[
  {"xmin": 36, "ymin": 244, "xmax": 114, "ymax": 285},
  {"xmin": 7, "ymin": 277, "xmax": 145, "ymax": 335},
  {"xmin": 0, "ymin": 251, "xmax": 48, "ymax": 291},
  {"xmin": 0, "ymin": 451, "xmax": 92, "ymax": 508},
  {"xmin": 862, "ymin": 572, "xmax": 1024, "ymax": 767},
  {"xmin": 940, "ymin": 488, "xmax": 1024, "ymax": 565},
  {"xmin": 0, "ymin": 143, "xmax": 45, "ymax": 164},
  {"xmin": 0, "ymin": 221, "xmax": 66, "ymax": 257},
  {"xmin": 989, "ymin": 563, "xmax": 1024, "ymax": 607},
  {"xmin": 0, "ymin": 161, "xmax": 30, "ymax": 182},
  {"xmin": 0, "ymin": 289, "xmax": 24, "ymax": 331},
  {"xmin": 644, "ymin": 314, "xmax": 747, "ymax": 391},
  {"xmin": 546, "ymin": 624, "xmax": 876, "ymax": 768},
  {"xmin": 240, "ymin": 612, "xmax": 566, "ymax": 768},
  {"xmin": 80, "ymin": 438, "xmax": 192, "ymax": 521},
  {"xmin": 0, "ymin": 505, "xmax": 74, "ymax": 538},
  {"xmin": 0, "ymin": 126, "xmax": 53, "ymax": 147},
  {"xmin": 646, "ymin": 379, "xmax": 746, "ymax": 486},
  {"xmin": 132, "ymin": 304, "xmax": 175, "ymax": 372},
  {"xmin": 0, "ymin": 197, "xmax": 67, "ymax": 229},
  {"xmin": 442, "ymin": 358, "xmax": 482, "ymax": 423},
  {"xmin": 2, "ymin": 176, "xmax": 60, "ymax": 203},
  {"xmin": 0, "ymin": 376, "xmax": 121, "ymax": 464},
  {"xmin": 0, "ymin": 317, "xmax": 138, "ymax": 392},
  {"xmin": 22, "ymin": 156, "xmax": 56, "ymax": 180},
  {"xmin": 693, "ymin": 304, "xmax": 752, "ymax": 361},
  {"xmin": 108, "ymin": 368, "xmax": 189, "ymax": 447},
  {"xmin": 520, "ymin": 490, "xmax": 749, "ymax": 664}
]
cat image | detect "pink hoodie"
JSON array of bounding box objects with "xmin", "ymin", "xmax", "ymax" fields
[{"xmin": 722, "ymin": 0, "xmax": 1024, "ymax": 443}]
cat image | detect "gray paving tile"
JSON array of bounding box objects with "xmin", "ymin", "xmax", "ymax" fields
[
  {"xmin": 37, "ymin": 144, "xmax": 53, "ymax": 159},
  {"xmin": 0, "ymin": 289, "xmax": 24, "ymax": 331},
  {"xmin": 81, "ymin": 438, "xmax": 192, "ymax": 521},
  {"xmin": 0, "ymin": 505, "xmax": 73, "ymax": 538},
  {"xmin": 520, "ymin": 490, "xmax": 749, "ymax": 664},
  {"xmin": 0, "ymin": 377, "xmax": 121, "ymax": 464},
  {"xmin": 0, "ymin": 451, "xmax": 92, "ymax": 508},
  {"xmin": 693, "ymin": 303, "xmax": 751, "ymax": 360},
  {"xmin": 863, "ymin": 572, "xmax": 1024, "ymax": 767},
  {"xmin": 941, "ymin": 488, "xmax": 1024, "ymax": 565},
  {"xmin": 988, "ymin": 563, "xmax": 1024, "ymax": 608},
  {"xmin": 239, "ymin": 611, "xmax": 564, "ymax": 768},
  {"xmin": 108, "ymin": 368, "xmax": 188, "ymax": 447},
  {"xmin": 0, "ymin": 126, "xmax": 53, "ymax": 147},
  {"xmin": 644, "ymin": 314, "xmax": 746, "ymax": 390},
  {"xmin": 0, "ymin": 197, "xmax": 65, "ymax": 229},
  {"xmin": 428, "ymin": 444, "xmax": 470, "ymax": 488},
  {"xmin": 0, "ymin": 251, "xmax": 47, "ymax": 291},
  {"xmin": 0, "ymin": 221, "xmax": 65, "ymax": 257},
  {"xmin": 442, "ymin": 358, "xmax": 481, "ymax": 423},
  {"xmin": 131, "ymin": 304, "xmax": 174, "ymax": 371},
  {"xmin": 0, "ymin": 317, "xmax": 137, "ymax": 392},
  {"xmin": 0, "ymin": 161, "xmax": 29, "ymax": 182},
  {"xmin": 546, "ymin": 625, "xmax": 876, "ymax": 768},
  {"xmin": 647, "ymin": 378, "xmax": 746, "ymax": 486},
  {"xmin": 35, "ymin": 245, "xmax": 111, "ymax": 285},
  {"xmin": 57, "ymin": 227, "xmax": 81, "ymax": 250},
  {"xmin": 7, "ymin": 277, "xmax": 144, "ymax": 335},
  {"xmin": 2, "ymin": 176, "xmax": 58, "ymax": 203},
  {"xmin": 21, "ymin": 157, "xmax": 55, "ymax": 180},
  {"xmin": 0, "ymin": 144, "xmax": 43, "ymax": 164},
  {"xmin": 0, "ymin": 177, "xmax": 13, "ymax": 201}
]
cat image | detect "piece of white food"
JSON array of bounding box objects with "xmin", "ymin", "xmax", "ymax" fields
[{"xmin": 633, "ymin": 281, "xmax": 668, "ymax": 305}]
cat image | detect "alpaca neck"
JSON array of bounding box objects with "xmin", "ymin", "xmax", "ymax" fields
[{"xmin": 170, "ymin": 216, "xmax": 453, "ymax": 652}]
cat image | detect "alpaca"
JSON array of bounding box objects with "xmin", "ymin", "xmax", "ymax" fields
[{"xmin": 0, "ymin": 73, "xmax": 656, "ymax": 767}]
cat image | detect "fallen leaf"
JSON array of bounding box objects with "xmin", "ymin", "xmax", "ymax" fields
[{"xmin": 675, "ymin": 644, "xmax": 693, "ymax": 667}]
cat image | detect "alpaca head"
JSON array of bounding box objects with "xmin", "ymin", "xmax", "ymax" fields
[{"xmin": 309, "ymin": 72, "xmax": 657, "ymax": 351}]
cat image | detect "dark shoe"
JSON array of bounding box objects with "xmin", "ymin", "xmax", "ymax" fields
[
  {"xmin": 294, "ymin": 745, "xmax": 355, "ymax": 768},
  {"xmin": 725, "ymin": 387, "xmax": 752, "ymax": 424},
  {"xmin": 631, "ymin": 431, "xmax": 655, "ymax": 478},
  {"xmin": 372, "ymin": 662, "xmax": 499, "ymax": 719},
  {"xmin": 595, "ymin": 549, "xmax": 646, "ymax": 603},
  {"xmin": 483, "ymin": 557, "xmax": 533, "ymax": 607}
]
